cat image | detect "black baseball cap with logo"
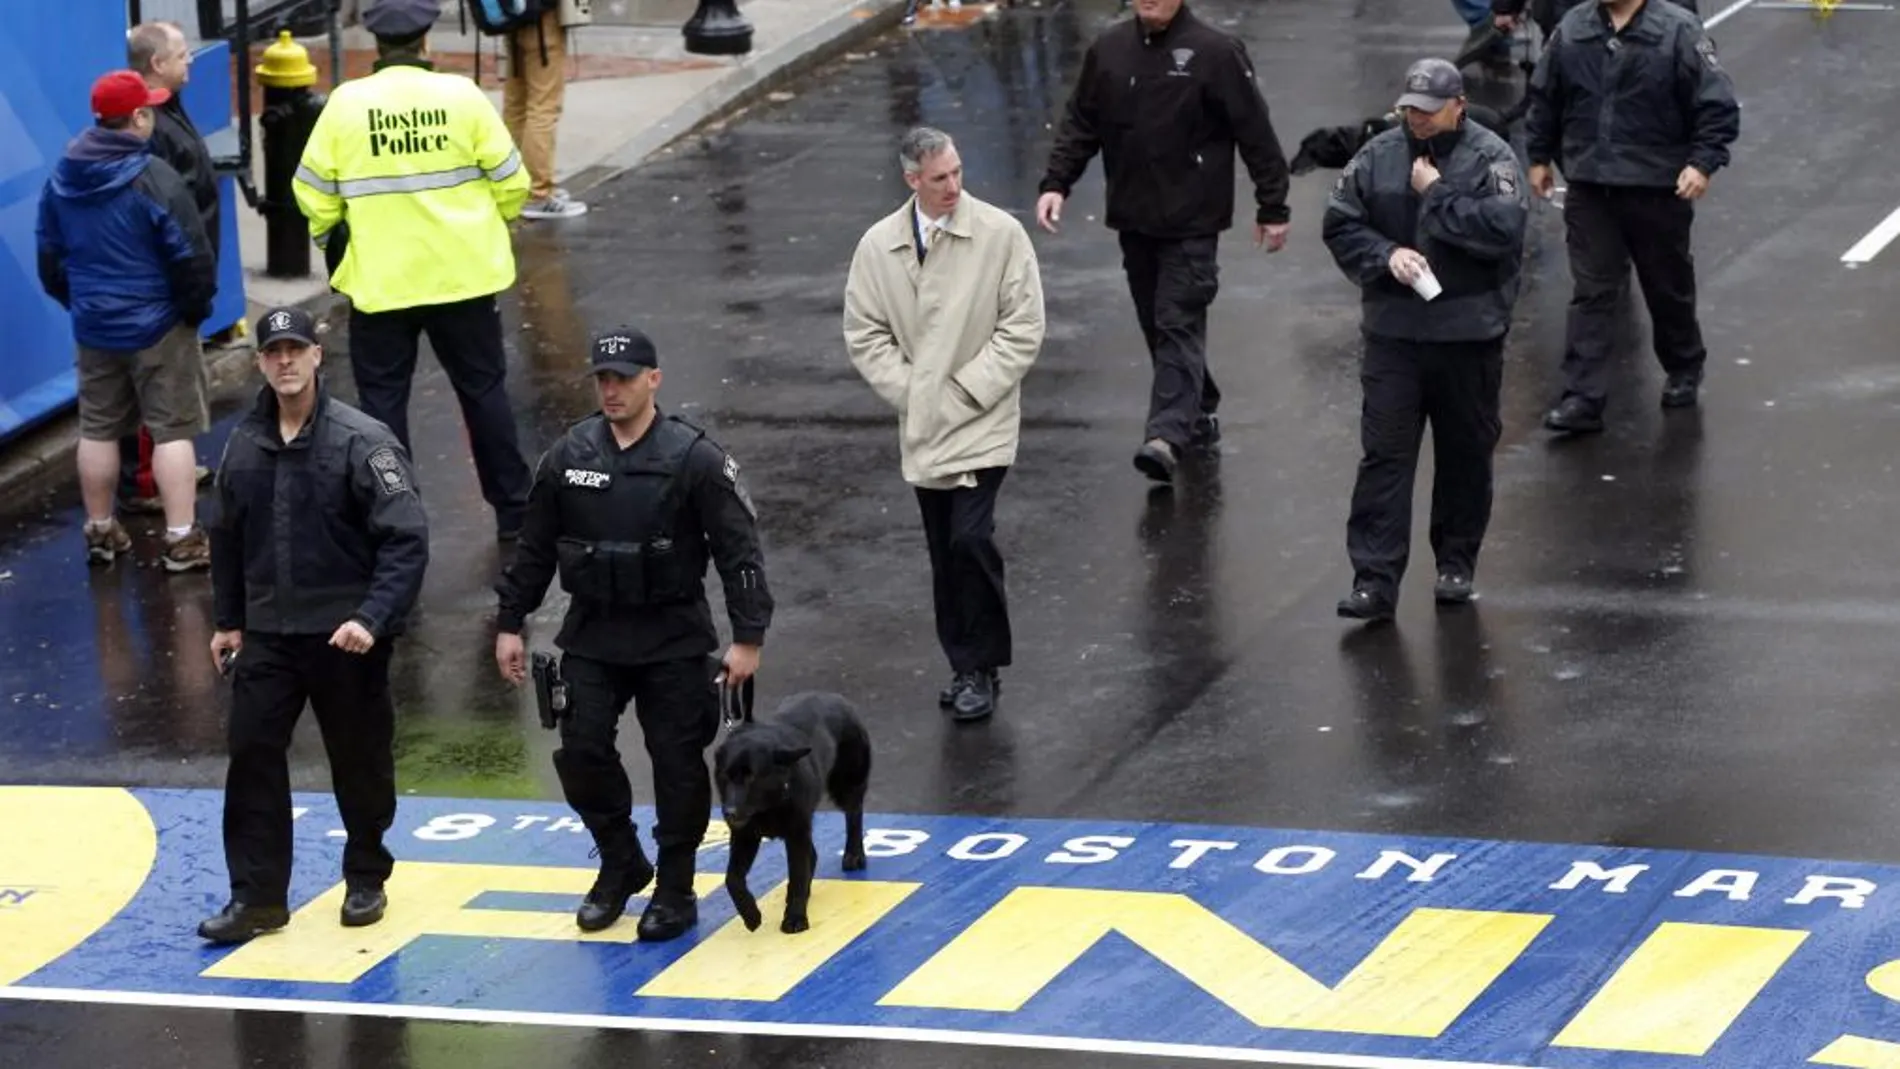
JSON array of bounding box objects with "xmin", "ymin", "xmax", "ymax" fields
[
  {"xmin": 589, "ymin": 326, "xmax": 660, "ymax": 377},
  {"xmin": 1396, "ymin": 57, "xmax": 1465, "ymax": 112},
  {"xmin": 257, "ymin": 307, "xmax": 318, "ymax": 349}
]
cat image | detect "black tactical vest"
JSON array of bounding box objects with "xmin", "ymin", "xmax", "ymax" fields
[{"xmin": 551, "ymin": 414, "xmax": 707, "ymax": 609}]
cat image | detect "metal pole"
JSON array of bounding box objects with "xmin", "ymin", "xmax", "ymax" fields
[
  {"xmin": 329, "ymin": 0, "xmax": 343, "ymax": 88},
  {"xmin": 129, "ymin": 0, "xmax": 142, "ymax": 26},
  {"xmin": 235, "ymin": 0, "xmax": 260, "ymax": 208}
]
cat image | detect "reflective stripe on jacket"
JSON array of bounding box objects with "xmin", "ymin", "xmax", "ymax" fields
[{"xmin": 293, "ymin": 63, "xmax": 529, "ymax": 313}]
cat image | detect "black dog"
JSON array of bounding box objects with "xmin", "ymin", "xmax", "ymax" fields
[
  {"xmin": 1290, "ymin": 101, "xmax": 1516, "ymax": 175},
  {"xmin": 713, "ymin": 691, "xmax": 872, "ymax": 934}
]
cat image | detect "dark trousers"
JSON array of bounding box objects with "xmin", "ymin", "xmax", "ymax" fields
[
  {"xmin": 1347, "ymin": 335, "xmax": 1504, "ymax": 596},
  {"xmin": 1120, "ymin": 232, "xmax": 1221, "ymax": 448},
  {"xmin": 915, "ymin": 467, "xmax": 1012, "ymax": 674},
  {"xmin": 553, "ymin": 654, "xmax": 718, "ymax": 893},
  {"xmin": 223, "ymin": 633, "xmax": 397, "ymax": 907},
  {"xmin": 1560, "ymin": 182, "xmax": 1706, "ymax": 407},
  {"xmin": 348, "ymin": 295, "xmax": 533, "ymax": 528}
]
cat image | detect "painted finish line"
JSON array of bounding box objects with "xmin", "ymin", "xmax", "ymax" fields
[{"xmin": 7, "ymin": 788, "xmax": 1900, "ymax": 1068}]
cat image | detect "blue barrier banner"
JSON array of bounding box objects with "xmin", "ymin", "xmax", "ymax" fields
[{"xmin": 4, "ymin": 786, "xmax": 1900, "ymax": 1068}]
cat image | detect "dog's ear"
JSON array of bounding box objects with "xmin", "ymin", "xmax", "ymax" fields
[{"xmin": 773, "ymin": 746, "xmax": 811, "ymax": 767}]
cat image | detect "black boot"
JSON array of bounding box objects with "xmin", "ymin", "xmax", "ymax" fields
[
  {"xmin": 638, "ymin": 847, "xmax": 700, "ymax": 942},
  {"xmin": 198, "ymin": 901, "xmax": 290, "ymax": 944},
  {"xmin": 576, "ymin": 827, "xmax": 655, "ymax": 933},
  {"xmin": 341, "ymin": 886, "xmax": 387, "ymax": 927}
]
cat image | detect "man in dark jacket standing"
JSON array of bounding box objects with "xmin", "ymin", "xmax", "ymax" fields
[
  {"xmin": 37, "ymin": 70, "xmax": 216, "ymax": 571},
  {"xmin": 1529, "ymin": 0, "xmax": 1739, "ymax": 432},
  {"xmin": 1036, "ymin": 0, "xmax": 1292, "ymax": 485},
  {"xmin": 199, "ymin": 306, "xmax": 430, "ymax": 945},
  {"xmin": 1322, "ymin": 59, "xmax": 1529, "ymax": 622}
]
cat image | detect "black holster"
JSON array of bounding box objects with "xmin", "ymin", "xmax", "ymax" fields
[{"xmin": 531, "ymin": 651, "xmax": 569, "ymax": 730}]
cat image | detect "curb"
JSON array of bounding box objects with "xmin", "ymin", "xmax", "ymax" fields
[{"xmin": 563, "ymin": 0, "xmax": 908, "ymax": 195}]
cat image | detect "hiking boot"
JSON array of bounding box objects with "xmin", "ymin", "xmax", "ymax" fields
[
  {"xmin": 576, "ymin": 838, "xmax": 655, "ymax": 932},
  {"xmin": 162, "ymin": 524, "xmax": 211, "ymax": 573},
  {"xmin": 1661, "ymin": 373, "xmax": 1702, "ymax": 409},
  {"xmin": 1543, "ymin": 395, "xmax": 1605, "ymax": 434},
  {"xmin": 1134, "ymin": 438, "xmax": 1178, "ymax": 483},
  {"xmin": 1336, "ymin": 586, "xmax": 1396, "ymax": 622},
  {"xmin": 84, "ymin": 519, "xmax": 133, "ymax": 565},
  {"xmin": 636, "ymin": 890, "xmax": 698, "ymax": 942}
]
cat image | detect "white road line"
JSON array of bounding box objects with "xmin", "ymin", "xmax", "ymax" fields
[
  {"xmin": 1843, "ymin": 206, "xmax": 1900, "ymax": 265},
  {"xmin": 1706, "ymin": 0, "xmax": 1762, "ymax": 26},
  {"xmin": 0, "ymin": 985, "xmax": 1553, "ymax": 1069}
]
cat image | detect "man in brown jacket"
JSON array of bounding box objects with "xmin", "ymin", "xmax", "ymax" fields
[{"xmin": 844, "ymin": 127, "xmax": 1046, "ymax": 722}]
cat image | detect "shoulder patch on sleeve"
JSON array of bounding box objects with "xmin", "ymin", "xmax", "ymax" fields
[
  {"xmin": 366, "ymin": 445, "xmax": 412, "ymax": 496},
  {"xmin": 723, "ymin": 453, "xmax": 740, "ymax": 484},
  {"xmin": 1490, "ymin": 160, "xmax": 1519, "ymax": 197},
  {"xmin": 1695, "ymin": 36, "xmax": 1720, "ymax": 71}
]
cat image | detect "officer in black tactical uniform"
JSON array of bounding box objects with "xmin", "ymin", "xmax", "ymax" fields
[
  {"xmin": 200, "ymin": 306, "xmax": 430, "ymax": 944},
  {"xmin": 494, "ymin": 325, "xmax": 772, "ymax": 941},
  {"xmin": 1321, "ymin": 58, "xmax": 1529, "ymax": 623}
]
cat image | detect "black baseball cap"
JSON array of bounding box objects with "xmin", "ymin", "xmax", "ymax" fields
[
  {"xmin": 589, "ymin": 326, "xmax": 659, "ymax": 376},
  {"xmin": 362, "ymin": 0, "xmax": 440, "ymax": 39},
  {"xmin": 1396, "ymin": 58, "xmax": 1464, "ymax": 112},
  {"xmin": 257, "ymin": 307, "xmax": 318, "ymax": 349}
]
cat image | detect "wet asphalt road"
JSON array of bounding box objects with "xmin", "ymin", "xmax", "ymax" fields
[{"xmin": 7, "ymin": 0, "xmax": 1900, "ymax": 1063}]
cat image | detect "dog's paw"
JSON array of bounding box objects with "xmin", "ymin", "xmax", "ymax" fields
[
  {"xmin": 735, "ymin": 898, "xmax": 763, "ymax": 931},
  {"xmin": 841, "ymin": 850, "xmax": 866, "ymax": 872},
  {"xmin": 780, "ymin": 912, "xmax": 810, "ymax": 935}
]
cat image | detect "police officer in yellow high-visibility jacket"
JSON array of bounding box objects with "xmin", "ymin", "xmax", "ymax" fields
[{"xmin": 294, "ymin": 0, "xmax": 535, "ymax": 539}]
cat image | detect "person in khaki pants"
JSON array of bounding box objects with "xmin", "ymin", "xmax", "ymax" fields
[{"xmin": 506, "ymin": 3, "xmax": 586, "ymax": 219}]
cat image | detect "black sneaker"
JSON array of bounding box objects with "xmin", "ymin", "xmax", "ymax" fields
[
  {"xmin": 1543, "ymin": 395, "xmax": 1605, "ymax": 434},
  {"xmin": 197, "ymin": 901, "xmax": 290, "ymax": 944},
  {"xmin": 1336, "ymin": 587, "xmax": 1396, "ymax": 622},
  {"xmin": 1134, "ymin": 438, "xmax": 1178, "ymax": 483},
  {"xmin": 1188, "ymin": 413, "xmax": 1222, "ymax": 454},
  {"xmin": 939, "ymin": 670, "xmax": 1000, "ymax": 708},
  {"xmin": 341, "ymin": 886, "xmax": 388, "ymax": 928},
  {"xmin": 1660, "ymin": 373, "xmax": 1701, "ymax": 409},
  {"xmin": 1434, "ymin": 571, "xmax": 1475, "ymax": 605},
  {"xmin": 950, "ymin": 670, "xmax": 997, "ymax": 722}
]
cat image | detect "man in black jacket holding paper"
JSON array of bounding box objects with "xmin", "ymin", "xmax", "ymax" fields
[{"xmin": 1322, "ymin": 59, "xmax": 1528, "ymax": 623}]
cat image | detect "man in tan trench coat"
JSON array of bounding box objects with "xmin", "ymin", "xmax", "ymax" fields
[{"xmin": 843, "ymin": 126, "xmax": 1046, "ymax": 722}]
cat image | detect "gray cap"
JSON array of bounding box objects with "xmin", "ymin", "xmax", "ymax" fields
[
  {"xmin": 362, "ymin": 0, "xmax": 441, "ymax": 39},
  {"xmin": 1395, "ymin": 57, "xmax": 1464, "ymax": 112}
]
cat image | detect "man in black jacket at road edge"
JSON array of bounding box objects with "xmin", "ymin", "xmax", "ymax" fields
[
  {"xmin": 493, "ymin": 326, "xmax": 773, "ymax": 941},
  {"xmin": 1036, "ymin": 0, "xmax": 1292, "ymax": 485},
  {"xmin": 200, "ymin": 306, "xmax": 431, "ymax": 944},
  {"xmin": 1527, "ymin": 0, "xmax": 1739, "ymax": 432}
]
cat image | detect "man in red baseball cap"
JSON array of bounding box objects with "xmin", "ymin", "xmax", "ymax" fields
[
  {"xmin": 90, "ymin": 69, "xmax": 170, "ymax": 124},
  {"xmin": 36, "ymin": 67, "xmax": 217, "ymax": 571}
]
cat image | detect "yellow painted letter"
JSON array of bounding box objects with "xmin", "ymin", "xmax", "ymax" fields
[
  {"xmin": 1553, "ymin": 921, "xmax": 1807, "ymax": 1056},
  {"xmin": 1810, "ymin": 960, "xmax": 1900, "ymax": 1068},
  {"xmin": 205, "ymin": 861, "xmax": 721, "ymax": 984},
  {"xmin": 0, "ymin": 787, "xmax": 157, "ymax": 984},
  {"xmin": 878, "ymin": 886, "xmax": 1549, "ymax": 1036},
  {"xmin": 639, "ymin": 879, "xmax": 920, "ymax": 1001}
]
